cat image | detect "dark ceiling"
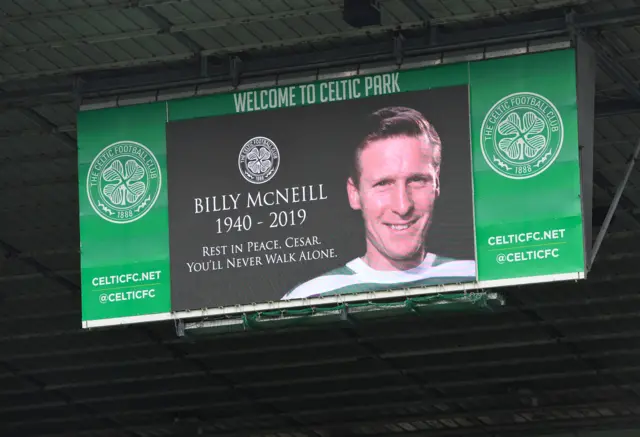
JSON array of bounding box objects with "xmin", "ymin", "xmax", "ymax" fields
[{"xmin": 3, "ymin": 1, "xmax": 640, "ymax": 436}]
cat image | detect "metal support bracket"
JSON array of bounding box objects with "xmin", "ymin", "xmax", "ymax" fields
[
  {"xmin": 565, "ymin": 9, "xmax": 577, "ymax": 42},
  {"xmin": 402, "ymin": 0, "xmax": 432, "ymax": 22},
  {"xmin": 175, "ymin": 319, "xmax": 185, "ymax": 338},
  {"xmin": 590, "ymin": 137, "xmax": 640, "ymax": 269},
  {"xmin": 393, "ymin": 31, "xmax": 404, "ymax": 65},
  {"xmin": 200, "ymin": 55, "xmax": 209, "ymax": 78},
  {"xmin": 230, "ymin": 56, "xmax": 242, "ymax": 88},
  {"xmin": 340, "ymin": 305, "xmax": 357, "ymax": 326},
  {"xmin": 72, "ymin": 75, "xmax": 85, "ymax": 110},
  {"xmin": 429, "ymin": 23, "xmax": 438, "ymax": 45}
]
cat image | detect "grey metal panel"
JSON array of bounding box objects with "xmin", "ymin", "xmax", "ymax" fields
[
  {"xmin": 577, "ymin": 35, "xmax": 596, "ymax": 271},
  {"xmin": 157, "ymin": 86, "xmax": 197, "ymax": 101},
  {"xmin": 196, "ymin": 81, "xmax": 234, "ymax": 95}
]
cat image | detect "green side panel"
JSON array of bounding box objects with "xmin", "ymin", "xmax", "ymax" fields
[
  {"xmin": 78, "ymin": 102, "xmax": 172, "ymax": 322},
  {"xmin": 469, "ymin": 49, "xmax": 586, "ymax": 281}
]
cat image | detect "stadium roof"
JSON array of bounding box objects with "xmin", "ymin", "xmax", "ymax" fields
[{"xmin": 3, "ymin": 1, "xmax": 640, "ymax": 436}]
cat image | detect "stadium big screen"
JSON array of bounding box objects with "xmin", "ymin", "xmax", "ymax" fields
[{"xmin": 78, "ymin": 48, "xmax": 587, "ymax": 328}]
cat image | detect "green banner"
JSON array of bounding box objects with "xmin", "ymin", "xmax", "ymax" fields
[
  {"xmin": 470, "ymin": 50, "xmax": 585, "ymax": 281},
  {"xmin": 77, "ymin": 48, "xmax": 586, "ymax": 328},
  {"xmin": 78, "ymin": 103, "xmax": 171, "ymax": 322}
]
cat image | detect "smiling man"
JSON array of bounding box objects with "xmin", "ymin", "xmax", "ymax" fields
[{"xmin": 282, "ymin": 106, "xmax": 476, "ymax": 300}]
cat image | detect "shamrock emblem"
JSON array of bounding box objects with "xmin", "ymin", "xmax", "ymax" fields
[
  {"xmin": 497, "ymin": 112, "xmax": 547, "ymax": 161},
  {"xmin": 102, "ymin": 159, "xmax": 146, "ymax": 206},
  {"xmin": 246, "ymin": 146, "xmax": 273, "ymax": 174}
]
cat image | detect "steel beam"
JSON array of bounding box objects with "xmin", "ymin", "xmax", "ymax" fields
[
  {"xmin": 0, "ymin": 125, "xmax": 75, "ymax": 141},
  {"xmin": 577, "ymin": 5, "xmax": 640, "ymax": 27},
  {"xmin": 578, "ymin": 30, "xmax": 640, "ymax": 268},
  {"xmin": 402, "ymin": 0, "xmax": 432, "ymax": 21},
  {"xmin": 595, "ymin": 99, "xmax": 640, "ymax": 117},
  {"xmin": 582, "ymin": 32, "xmax": 640, "ymax": 102},
  {"xmin": 169, "ymin": 402, "xmax": 640, "ymax": 437},
  {"xmin": 136, "ymin": 7, "xmax": 203, "ymax": 54},
  {"xmin": 0, "ymin": 6, "xmax": 637, "ymax": 109},
  {"xmin": 15, "ymin": 109, "xmax": 75, "ymax": 149},
  {"xmin": 330, "ymin": 418, "xmax": 640, "ymax": 437},
  {"xmin": 0, "ymin": 0, "xmax": 194, "ymax": 25},
  {"xmin": 3, "ymin": 4, "xmax": 640, "ymax": 85},
  {"xmin": 0, "ymin": 0, "xmax": 600, "ymax": 55},
  {"xmin": 590, "ymin": 137, "xmax": 640, "ymax": 268},
  {"xmin": 10, "ymin": 24, "xmax": 570, "ymax": 101},
  {"xmin": 6, "ymin": 399, "xmax": 640, "ymax": 437},
  {"xmin": 16, "ymin": 310, "xmax": 640, "ymax": 379},
  {"xmin": 0, "ymin": 358, "xmax": 145, "ymax": 437},
  {"xmin": 0, "ymin": 5, "xmax": 341, "ymax": 55},
  {"xmin": 0, "ymin": 83, "xmax": 77, "ymax": 110},
  {"xmin": 0, "ymin": 239, "xmax": 80, "ymax": 295}
]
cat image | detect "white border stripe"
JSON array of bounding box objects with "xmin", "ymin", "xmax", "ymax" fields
[{"xmin": 82, "ymin": 272, "xmax": 584, "ymax": 329}]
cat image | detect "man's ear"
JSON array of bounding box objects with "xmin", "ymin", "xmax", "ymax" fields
[
  {"xmin": 434, "ymin": 173, "xmax": 441, "ymax": 198},
  {"xmin": 347, "ymin": 177, "xmax": 362, "ymax": 210}
]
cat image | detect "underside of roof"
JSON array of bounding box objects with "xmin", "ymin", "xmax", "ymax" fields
[{"xmin": 4, "ymin": 1, "xmax": 640, "ymax": 436}]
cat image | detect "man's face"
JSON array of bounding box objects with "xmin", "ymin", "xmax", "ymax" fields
[{"xmin": 347, "ymin": 135, "xmax": 440, "ymax": 270}]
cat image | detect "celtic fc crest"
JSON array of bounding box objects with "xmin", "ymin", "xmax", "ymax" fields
[
  {"xmin": 238, "ymin": 136, "xmax": 280, "ymax": 184},
  {"xmin": 86, "ymin": 140, "xmax": 162, "ymax": 224},
  {"xmin": 480, "ymin": 92, "xmax": 564, "ymax": 179}
]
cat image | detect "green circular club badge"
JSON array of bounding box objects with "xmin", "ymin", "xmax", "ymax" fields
[
  {"xmin": 86, "ymin": 140, "xmax": 162, "ymax": 224},
  {"xmin": 480, "ymin": 92, "xmax": 564, "ymax": 180}
]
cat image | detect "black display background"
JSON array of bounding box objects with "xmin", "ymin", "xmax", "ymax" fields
[{"xmin": 166, "ymin": 85, "xmax": 475, "ymax": 310}]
